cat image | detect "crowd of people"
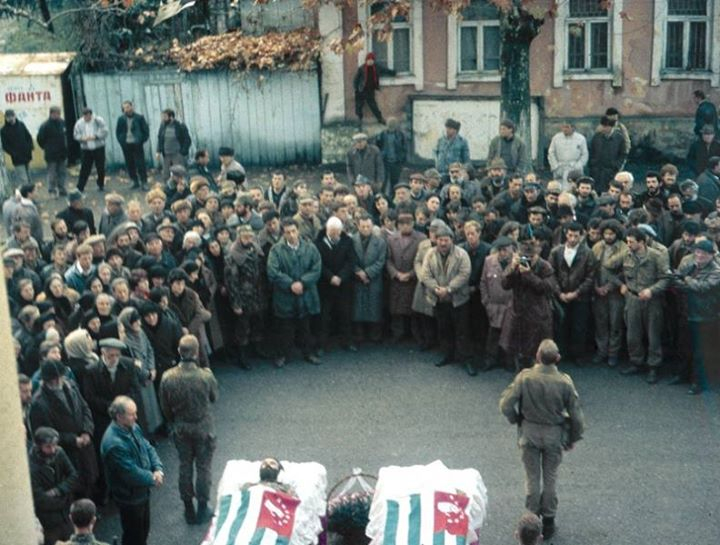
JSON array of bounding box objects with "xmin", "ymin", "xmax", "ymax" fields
[{"xmin": 2, "ymin": 93, "xmax": 720, "ymax": 544}]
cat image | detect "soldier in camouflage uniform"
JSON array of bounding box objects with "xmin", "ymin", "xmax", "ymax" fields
[
  {"xmin": 224, "ymin": 224, "xmax": 268, "ymax": 369},
  {"xmin": 619, "ymin": 227, "xmax": 670, "ymax": 384},
  {"xmin": 499, "ymin": 339, "xmax": 585, "ymax": 539},
  {"xmin": 159, "ymin": 335, "xmax": 219, "ymax": 525}
]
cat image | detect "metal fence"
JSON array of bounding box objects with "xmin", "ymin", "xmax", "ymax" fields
[{"xmin": 80, "ymin": 69, "xmax": 321, "ymax": 167}]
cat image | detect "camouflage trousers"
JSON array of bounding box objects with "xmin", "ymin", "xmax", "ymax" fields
[{"xmin": 173, "ymin": 431, "xmax": 216, "ymax": 503}]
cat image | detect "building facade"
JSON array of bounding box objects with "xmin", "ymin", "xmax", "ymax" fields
[{"xmin": 320, "ymin": 0, "xmax": 720, "ymax": 165}]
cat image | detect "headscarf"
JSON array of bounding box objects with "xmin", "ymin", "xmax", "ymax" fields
[
  {"xmin": 118, "ymin": 307, "xmax": 155, "ymax": 371},
  {"xmin": 64, "ymin": 328, "xmax": 99, "ymax": 364}
]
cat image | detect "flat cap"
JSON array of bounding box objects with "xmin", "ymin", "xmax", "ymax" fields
[
  {"xmin": 701, "ymin": 124, "xmax": 716, "ymax": 135},
  {"xmin": 40, "ymin": 361, "xmax": 62, "ymax": 382},
  {"xmin": 596, "ymin": 195, "xmax": 616, "ymax": 206},
  {"xmin": 435, "ymin": 224, "xmax": 454, "ymax": 238},
  {"xmin": 354, "ymin": 174, "xmax": 371, "ymax": 186},
  {"xmin": 523, "ymin": 182, "xmax": 541, "ymax": 191},
  {"xmin": 694, "ymin": 239, "xmax": 716, "ymax": 254},
  {"xmin": 492, "ymin": 235, "xmax": 516, "ymax": 250},
  {"xmin": 679, "ymin": 179, "xmax": 699, "ymax": 191},
  {"xmin": 527, "ymin": 206, "xmax": 548, "ymax": 215},
  {"xmin": 68, "ymin": 189, "xmax": 83, "ymax": 202},
  {"xmin": 85, "ymin": 234, "xmax": 106, "ymax": 245},
  {"xmin": 170, "ymin": 165, "xmax": 187, "ymax": 177},
  {"xmin": 236, "ymin": 224, "xmax": 254, "ymax": 235},
  {"xmin": 218, "ymin": 146, "xmax": 235, "ymax": 156},
  {"xmin": 105, "ymin": 193, "xmax": 124, "ymax": 204},
  {"xmin": 3, "ymin": 248, "xmax": 24, "ymax": 258},
  {"xmin": 394, "ymin": 182, "xmax": 410, "ymax": 191},
  {"xmin": 99, "ymin": 338, "xmax": 126, "ymax": 350},
  {"xmin": 34, "ymin": 427, "xmax": 60, "ymax": 446},
  {"xmin": 488, "ymin": 158, "xmax": 507, "ymax": 170},
  {"xmin": 352, "ymin": 133, "xmax": 368, "ymax": 141},
  {"xmin": 299, "ymin": 195, "xmax": 315, "ymax": 205}
]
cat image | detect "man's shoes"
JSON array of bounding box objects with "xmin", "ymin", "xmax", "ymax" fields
[
  {"xmin": 667, "ymin": 375, "xmax": 687, "ymax": 386},
  {"xmin": 607, "ymin": 356, "xmax": 619, "ymax": 368},
  {"xmin": 274, "ymin": 357, "xmax": 285, "ymax": 369},
  {"xmin": 592, "ymin": 354, "xmax": 606, "ymax": 365},
  {"xmin": 620, "ymin": 365, "xmax": 641, "ymax": 376},
  {"xmin": 97, "ymin": 186, "xmax": 105, "ymax": 192},
  {"xmin": 646, "ymin": 369, "xmax": 659, "ymax": 384},
  {"xmin": 465, "ymin": 360, "xmax": 478, "ymax": 376},
  {"xmin": 542, "ymin": 517, "xmax": 555, "ymax": 540},
  {"xmin": 195, "ymin": 501, "xmax": 213, "ymax": 525},
  {"xmin": 345, "ymin": 344, "xmax": 358, "ymax": 352},
  {"xmin": 304, "ymin": 354, "xmax": 322, "ymax": 365},
  {"xmin": 435, "ymin": 356, "xmax": 453, "ymax": 367},
  {"xmin": 184, "ymin": 500, "xmax": 196, "ymax": 524},
  {"xmin": 687, "ymin": 383, "xmax": 702, "ymax": 395}
]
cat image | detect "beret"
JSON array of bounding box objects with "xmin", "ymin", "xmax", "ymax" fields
[
  {"xmin": 99, "ymin": 338, "xmax": 126, "ymax": 350},
  {"xmin": 694, "ymin": 239, "xmax": 716, "ymax": 254},
  {"xmin": 492, "ymin": 235, "xmax": 516, "ymax": 250}
]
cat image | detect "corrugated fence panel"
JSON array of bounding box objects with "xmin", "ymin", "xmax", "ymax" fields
[{"xmin": 82, "ymin": 70, "xmax": 320, "ymax": 167}]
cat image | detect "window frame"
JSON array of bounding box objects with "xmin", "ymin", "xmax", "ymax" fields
[
  {"xmin": 565, "ymin": 6, "xmax": 611, "ymax": 72},
  {"xmin": 552, "ymin": 0, "xmax": 624, "ymax": 87},
  {"xmin": 372, "ymin": 21, "xmax": 413, "ymax": 75},
  {"xmin": 457, "ymin": 19, "xmax": 501, "ymax": 75},
  {"xmin": 663, "ymin": 1, "xmax": 710, "ymax": 72},
  {"xmin": 357, "ymin": 0, "xmax": 424, "ymax": 89},
  {"xmin": 651, "ymin": 0, "xmax": 719, "ymax": 86}
]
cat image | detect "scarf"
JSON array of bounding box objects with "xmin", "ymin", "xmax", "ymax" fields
[
  {"xmin": 64, "ymin": 329, "xmax": 99, "ymax": 365},
  {"xmin": 364, "ymin": 52, "xmax": 379, "ymax": 90}
]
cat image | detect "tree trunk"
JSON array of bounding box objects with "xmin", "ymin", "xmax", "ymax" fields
[
  {"xmin": 499, "ymin": 3, "xmax": 543, "ymax": 171},
  {"xmin": 37, "ymin": 0, "xmax": 54, "ymax": 32},
  {"xmin": 499, "ymin": 36, "xmax": 531, "ymax": 155}
]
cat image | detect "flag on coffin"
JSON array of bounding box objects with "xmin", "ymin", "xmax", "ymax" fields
[
  {"xmin": 382, "ymin": 491, "xmax": 470, "ymax": 545},
  {"xmin": 212, "ymin": 487, "xmax": 301, "ymax": 545}
]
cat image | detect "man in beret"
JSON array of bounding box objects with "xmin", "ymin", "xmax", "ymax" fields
[
  {"xmin": 487, "ymin": 119, "xmax": 531, "ymax": 176},
  {"xmin": 434, "ymin": 118, "xmax": 469, "ymax": 177},
  {"xmin": 98, "ymin": 193, "xmax": 128, "ymax": 237},
  {"xmin": 670, "ymin": 239, "xmax": 720, "ymax": 394},
  {"xmin": 29, "ymin": 426, "xmax": 78, "ymax": 545},
  {"xmin": 56, "ymin": 190, "xmax": 97, "ymax": 236},
  {"xmin": 347, "ymin": 133, "xmax": 384, "ymax": 194}
]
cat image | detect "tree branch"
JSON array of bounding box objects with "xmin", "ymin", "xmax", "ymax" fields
[{"xmin": 0, "ymin": 0, "xmax": 126, "ymax": 31}]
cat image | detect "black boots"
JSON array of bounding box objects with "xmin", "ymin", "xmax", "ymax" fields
[
  {"xmin": 184, "ymin": 500, "xmax": 196, "ymax": 524},
  {"xmin": 542, "ymin": 516, "xmax": 555, "ymax": 539},
  {"xmin": 196, "ymin": 501, "xmax": 212, "ymax": 524}
]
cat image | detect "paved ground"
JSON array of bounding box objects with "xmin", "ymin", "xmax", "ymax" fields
[{"xmin": 92, "ymin": 344, "xmax": 720, "ymax": 545}]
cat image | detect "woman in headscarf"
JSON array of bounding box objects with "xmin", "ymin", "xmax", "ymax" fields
[
  {"xmin": 63, "ymin": 328, "xmax": 99, "ymax": 393},
  {"xmin": 118, "ymin": 307, "xmax": 163, "ymax": 435},
  {"xmin": 38, "ymin": 273, "xmax": 77, "ymax": 335}
]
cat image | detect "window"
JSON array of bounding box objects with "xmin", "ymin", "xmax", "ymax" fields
[
  {"xmin": 370, "ymin": 2, "xmax": 412, "ymax": 74},
  {"xmin": 664, "ymin": 0, "xmax": 710, "ymax": 71},
  {"xmin": 458, "ymin": 0, "xmax": 500, "ymax": 73},
  {"xmin": 566, "ymin": 0, "xmax": 611, "ymax": 71}
]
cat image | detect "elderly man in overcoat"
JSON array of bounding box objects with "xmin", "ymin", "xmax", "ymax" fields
[
  {"xmin": 386, "ymin": 213, "xmax": 426, "ymax": 342},
  {"xmin": 351, "ymin": 214, "xmax": 387, "ymax": 342}
]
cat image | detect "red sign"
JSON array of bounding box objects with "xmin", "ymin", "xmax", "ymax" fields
[
  {"xmin": 256, "ymin": 489, "xmax": 300, "ymax": 538},
  {"xmin": 5, "ymin": 91, "xmax": 52, "ymax": 103},
  {"xmin": 434, "ymin": 491, "xmax": 469, "ymax": 537}
]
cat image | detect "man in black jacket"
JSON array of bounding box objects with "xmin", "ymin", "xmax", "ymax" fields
[
  {"xmin": 156, "ymin": 108, "xmax": 191, "ymax": 181},
  {"xmin": 315, "ymin": 216, "xmax": 358, "ymax": 352},
  {"xmin": 1, "ymin": 109, "xmax": 34, "ymax": 186},
  {"xmin": 589, "ymin": 116, "xmax": 627, "ymax": 194},
  {"xmin": 56, "ymin": 191, "xmax": 97, "ymax": 235},
  {"xmin": 29, "ymin": 427, "xmax": 78, "ymax": 545},
  {"xmin": 116, "ymin": 101, "xmax": 150, "ymax": 190},
  {"xmin": 29, "ymin": 361, "xmax": 98, "ymax": 499},
  {"xmin": 37, "ymin": 106, "xmax": 68, "ymax": 196}
]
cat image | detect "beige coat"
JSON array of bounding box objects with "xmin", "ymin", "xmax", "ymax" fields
[
  {"xmin": 419, "ymin": 245, "xmax": 471, "ymax": 308},
  {"xmin": 411, "ymin": 239, "xmax": 435, "ymax": 316}
]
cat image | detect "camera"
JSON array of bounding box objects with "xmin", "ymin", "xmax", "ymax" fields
[{"xmin": 519, "ymin": 256, "xmax": 531, "ymax": 267}]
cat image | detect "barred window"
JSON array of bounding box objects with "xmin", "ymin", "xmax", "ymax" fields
[
  {"xmin": 566, "ymin": 0, "xmax": 610, "ymax": 71},
  {"xmin": 665, "ymin": 0, "xmax": 709, "ymax": 70},
  {"xmin": 458, "ymin": 0, "xmax": 500, "ymax": 73},
  {"xmin": 370, "ymin": 2, "xmax": 413, "ymax": 74}
]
